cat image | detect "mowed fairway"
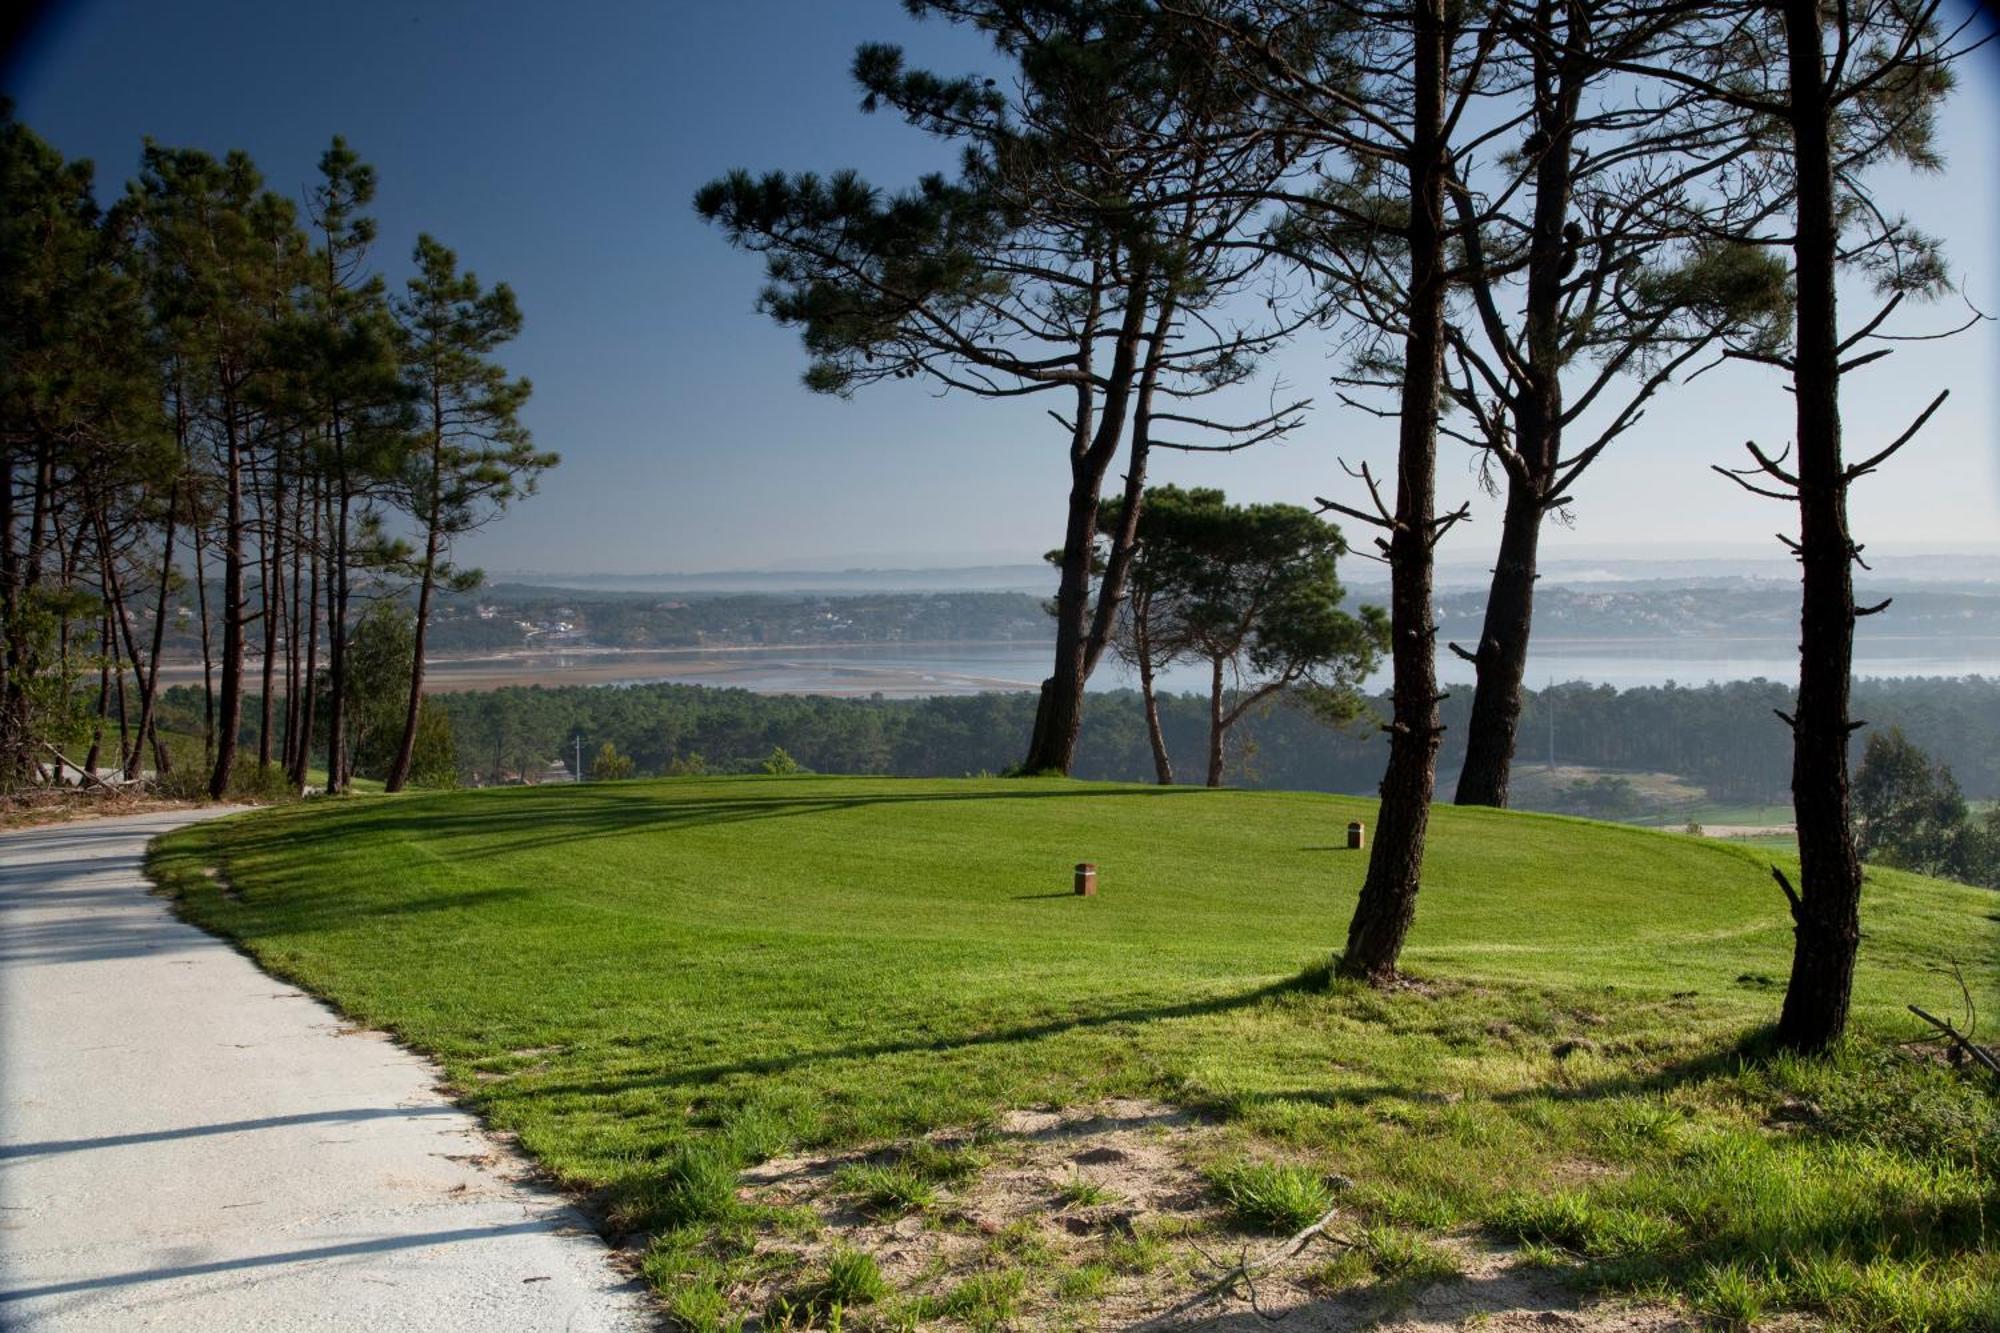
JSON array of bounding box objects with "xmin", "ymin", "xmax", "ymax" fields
[{"xmin": 151, "ymin": 776, "xmax": 2000, "ymax": 1328}]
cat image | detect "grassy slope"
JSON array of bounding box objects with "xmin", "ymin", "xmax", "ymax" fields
[{"xmin": 152, "ymin": 777, "xmax": 1999, "ymax": 1329}]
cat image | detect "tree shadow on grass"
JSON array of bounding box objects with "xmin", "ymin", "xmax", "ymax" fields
[
  {"xmin": 527, "ymin": 973, "xmax": 1314, "ymax": 1101},
  {"xmin": 1489, "ymin": 1024, "xmax": 1783, "ymax": 1106},
  {"xmin": 202, "ymin": 781, "xmax": 1206, "ymax": 869}
]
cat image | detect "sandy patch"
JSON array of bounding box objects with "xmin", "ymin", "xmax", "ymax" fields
[{"xmin": 731, "ymin": 1099, "xmax": 1691, "ymax": 1330}]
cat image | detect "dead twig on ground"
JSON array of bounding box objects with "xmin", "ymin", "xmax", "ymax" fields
[
  {"xmin": 1136, "ymin": 1205, "xmax": 1349, "ymax": 1327},
  {"xmin": 1908, "ymin": 1005, "xmax": 2000, "ymax": 1083}
]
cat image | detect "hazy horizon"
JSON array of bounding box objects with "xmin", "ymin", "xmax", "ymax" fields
[{"xmin": 485, "ymin": 541, "xmax": 2000, "ymax": 586}]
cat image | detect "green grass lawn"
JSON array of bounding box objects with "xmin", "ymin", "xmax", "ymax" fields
[{"xmin": 151, "ymin": 776, "xmax": 2000, "ymax": 1330}]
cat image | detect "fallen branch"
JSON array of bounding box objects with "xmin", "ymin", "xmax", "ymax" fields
[
  {"xmin": 1908, "ymin": 1005, "xmax": 2000, "ymax": 1082},
  {"xmin": 40, "ymin": 743, "xmax": 122, "ymax": 794},
  {"xmin": 1135, "ymin": 1205, "xmax": 1348, "ymax": 1327}
]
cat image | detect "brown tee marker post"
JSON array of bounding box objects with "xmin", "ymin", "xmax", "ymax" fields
[
  {"xmin": 1347, "ymin": 821, "xmax": 1366, "ymax": 851},
  {"xmin": 1074, "ymin": 863, "xmax": 1097, "ymax": 896}
]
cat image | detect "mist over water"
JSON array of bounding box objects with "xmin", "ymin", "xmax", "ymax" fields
[{"xmin": 555, "ymin": 637, "xmax": 2000, "ymax": 698}]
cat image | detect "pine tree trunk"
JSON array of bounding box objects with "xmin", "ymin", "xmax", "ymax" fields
[
  {"xmin": 1775, "ymin": 0, "xmax": 1860, "ymax": 1054},
  {"xmin": 112, "ymin": 640, "xmax": 131, "ymax": 773},
  {"xmin": 1339, "ymin": 0, "xmax": 1450, "ymax": 985},
  {"xmin": 1136, "ymin": 604, "xmax": 1173, "ymax": 785},
  {"xmin": 84, "ymin": 615, "xmax": 111, "ymax": 776},
  {"xmin": 1205, "ymin": 656, "xmax": 1227, "ymax": 788},
  {"xmin": 284, "ymin": 473, "xmax": 304, "ymax": 777},
  {"xmin": 385, "ymin": 525, "xmax": 441, "ymax": 793},
  {"xmin": 1019, "ymin": 265, "xmax": 1153, "ymax": 776},
  {"xmin": 324, "ymin": 463, "xmax": 351, "ymax": 794},
  {"xmin": 257, "ymin": 464, "xmax": 282, "ymax": 773},
  {"xmin": 190, "ymin": 479, "xmax": 215, "ymax": 763},
  {"xmin": 0, "ymin": 449, "xmax": 21, "ymax": 786},
  {"xmin": 1454, "ymin": 12, "xmax": 1576, "ymax": 809},
  {"xmin": 1455, "ymin": 484, "xmax": 1543, "ymax": 806},
  {"xmin": 134, "ymin": 501, "xmax": 177, "ymax": 778},
  {"xmin": 98, "ymin": 513, "xmax": 152, "ymax": 778},
  {"xmin": 209, "ymin": 403, "xmax": 246, "ymax": 800},
  {"xmin": 289, "ymin": 477, "xmax": 321, "ymax": 791},
  {"xmin": 1023, "ymin": 499, "xmax": 1097, "ymax": 774}
]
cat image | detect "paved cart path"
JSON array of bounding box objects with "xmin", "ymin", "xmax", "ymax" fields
[{"xmin": 0, "ymin": 808, "xmax": 656, "ymax": 1331}]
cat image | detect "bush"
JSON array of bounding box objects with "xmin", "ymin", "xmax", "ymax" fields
[
  {"xmin": 589, "ymin": 740, "xmax": 635, "ymax": 782},
  {"xmin": 153, "ymin": 764, "xmax": 213, "ymax": 801},
  {"xmin": 409, "ymin": 703, "xmax": 459, "ymax": 789},
  {"xmin": 227, "ymin": 761, "xmax": 297, "ymax": 803}
]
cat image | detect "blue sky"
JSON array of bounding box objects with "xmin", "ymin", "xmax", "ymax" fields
[{"xmin": 9, "ymin": 1, "xmax": 1997, "ymax": 575}]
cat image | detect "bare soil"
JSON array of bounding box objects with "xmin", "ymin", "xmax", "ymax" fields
[{"xmin": 734, "ymin": 1099, "xmax": 1694, "ymax": 1330}]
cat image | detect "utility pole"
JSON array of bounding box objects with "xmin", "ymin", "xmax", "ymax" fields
[
  {"xmin": 1546, "ymin": 678, "xmax": 1555, "ymax": 773},
  {"xmin": 574, "ymin": 732, "xmax": 583, "ymax": 783}
]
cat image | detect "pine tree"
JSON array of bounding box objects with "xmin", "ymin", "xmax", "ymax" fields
[
  {"xmin": 1681, "ymin": 0, "xmax": 1971, "ymax": 1052},
  {"xmin": 382, "ymin": 235, "xmax": 549, "ymax": 793},
  {"xmin": 699, "ymin": 1, "xmax": 1309, "ymax": 777}
]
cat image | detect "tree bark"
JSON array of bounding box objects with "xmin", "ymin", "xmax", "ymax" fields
[
  {"xmin": 209, "ymin": 396, "xmax": 246, "ymax": 801},
  {"xmin": 1454, "ymin": 2, "xmax": 1578, "ymax": 809},
  {"xmin": 256, "ymin": 457, "xmax": 281, "ymax": 774},
  {"xmin": 324, "ymin": 444, "xmax": 352, "ymax": 794},
  {"xmin": 1020, "ymin": 261, "xmax": 1153, "ymax": 776},
  {"xmin": 385, "ymin": 519, "xmax": 441, "ymax": 793},
  {"xmin": 1024, "ymin": 474, "xmax": 1111, "ymax": 774},
  {"xmin": 0, "ymin": 449, "xmax": 20, "ymax": 784},
  {"xmin": 1454, "ymin": 484, "xmax": 1543, "ymax": 806},
  {"xmin": 135, "ymin": 498, "xmax": 177, "ymax": 778},
  {"xmin": 1338, "ymin": 0, "xmax": 1450, "ymax": 985},
  {"xmin": 288, "ymin": 475, "xmax": 321, "ymax": 791},
  {"xmin": 83, "ymin": 614, "xmax": 111, "ymax": 776},
  {"xmin": 189, "ymin": 475, "xmax": 215, "ymax": 763},
  {"xmin": 1135, "ymin": 592, "xmax": 1174, "ymax": 784},
  {"xmin": 1774, "ymin": 0, "xmax": 1861, "ymax": 1054},
  {"xmin": 111, "ymin": 633, "xmax": 131, "ymax": 773},
  {"xmin": 1205, "ymin": 655, "xmax": 1227, "ymax": 788},
  {"xmin": 284, "ymin": 465, "xmax": 305, "ymax": 777},
  {"xmin": 97, "ymin": 508, "xmax": 157, "ymax": 779}
]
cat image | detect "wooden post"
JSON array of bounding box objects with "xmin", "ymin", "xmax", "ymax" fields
[
  {"xmin": 1346, "ymin": 821, "xmax": 1365, "ymax": 850},
  {"xmin": 1074, "ymin": 862, "xmax": 1097, "ymax": 896}
]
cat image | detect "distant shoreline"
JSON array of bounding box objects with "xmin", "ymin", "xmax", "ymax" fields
[
  {"xmin": 151, "ymin": 640, "xmax": 1053, "ymax": 698},
  {"xmin": 145, "ymin": 636, "xmax": 2000, "ymax": 700}
]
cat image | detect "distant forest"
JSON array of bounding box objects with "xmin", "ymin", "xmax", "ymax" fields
[{"xmin": 347, "ymin": 675, "xmax": 2000, "ymax": 805}]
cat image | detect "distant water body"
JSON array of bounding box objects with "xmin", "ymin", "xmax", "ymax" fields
[{"xmin": 546, "ymin": 635, "xmax": 2000, "ymax": 698}]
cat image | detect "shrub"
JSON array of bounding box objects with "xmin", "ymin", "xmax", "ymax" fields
[
  {"xmin": 153, "ymin": 764, "xmax": 212, "ymax": 801},
  {"xmin": 227, "ymin": 761, "xmax": 296, "ymax": 803},
  {"xmin": 590, "ymin": 740, "xmax": 635, "ymax": 782}
]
